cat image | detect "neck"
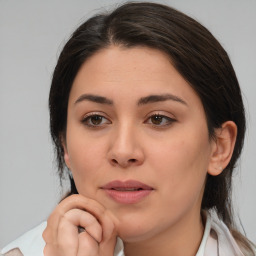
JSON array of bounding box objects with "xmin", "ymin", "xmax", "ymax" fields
[{"xmin": 123, "ymin": 210, "xmax": 204, "ymax": 256}]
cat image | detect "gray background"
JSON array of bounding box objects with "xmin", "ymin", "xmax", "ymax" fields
[{"xmin": 0, "ymin": 0, "xmax": 255, "ymax": 248}]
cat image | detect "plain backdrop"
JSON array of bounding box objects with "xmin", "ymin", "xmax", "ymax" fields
[{"xmin": 0, "ymin": 0, "xmax": 256, "ymax": 248}]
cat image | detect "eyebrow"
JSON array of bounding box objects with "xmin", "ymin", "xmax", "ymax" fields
[
  {"xmin": 75, "ymin": 94, "xmax": 113, "ymax": 105},
  {"xmin": 74, "ymin": 93, "xmax": 187, "ymax": 107},
  {"xmin": 138, "ymin": 94, "xmax": 187, "ymax": 106}
]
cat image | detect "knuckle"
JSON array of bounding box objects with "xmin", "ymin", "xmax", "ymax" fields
[
  {"xmin": 42, "ymin": 227, "xmax": 50, "ymax": 242},
  {"xmin": 43, "ymin": 244, "xmax": 53, "ymax": 256},
  {"xmin": 79, "ymin": 231, "xmax": 99, "ymax": 250},
  {"xmin": 69, "ymin": 194, "xmax": 82, "ymax": 203}
]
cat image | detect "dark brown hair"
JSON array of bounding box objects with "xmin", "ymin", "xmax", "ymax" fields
[{"xmin": 49, "ymin": 2, "xmax": 254, "ymax": 254}]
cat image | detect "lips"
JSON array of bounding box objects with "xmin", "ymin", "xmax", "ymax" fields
[
  {"xmin": 102, "ymin": 180, "xmax": 153, "ymax": 191},
  {"xmin": 101, "ymin": 180, "xmax": 153, "ymax": 204}
]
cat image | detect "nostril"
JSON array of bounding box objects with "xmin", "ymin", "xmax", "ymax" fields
[
  {"xmin": 111, "ymin": 158, "xmax": 137, "ymax": 165},
  {"xmin": 111, "ymin": 159, "xmax": 118, "ymax": 164}
]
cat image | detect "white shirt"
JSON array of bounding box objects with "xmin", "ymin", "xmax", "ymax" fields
[{"xmin": 1, "ymin": 211, "xmax": 246, "ymax": 256}]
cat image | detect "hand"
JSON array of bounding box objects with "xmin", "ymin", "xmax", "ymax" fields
[{"xmin": 43, "ymin": 194, "xmax": 117, "ymax": 256}]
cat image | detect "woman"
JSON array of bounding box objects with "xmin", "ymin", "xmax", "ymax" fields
[{"xmin": 1, "ymin": 2, "xmax": 255, "ymax": 256}]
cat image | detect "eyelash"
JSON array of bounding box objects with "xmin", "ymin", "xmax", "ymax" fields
[
  {"xmin": 81, "ymin": 113, "xmax": 111, "ymax": 128},
  {"xmin": 81, "ymin": 113, "xmax": 176, "ymax": 128},
  {"xmin": 145, "ymin": 113, "xmax": 176, "ymax": 127}
]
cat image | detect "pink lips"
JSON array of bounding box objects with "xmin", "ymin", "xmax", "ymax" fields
[{"xmin": 101, "ymin": 180, "xmax": 153, "ymax": 204}]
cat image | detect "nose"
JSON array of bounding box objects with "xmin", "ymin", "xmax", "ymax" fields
[{"xmin": 107, "ymin": 124, "xmax": 145, "ymax": 168}]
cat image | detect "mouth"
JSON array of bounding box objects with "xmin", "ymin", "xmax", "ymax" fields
[
  {"xmin": 110, "ymin": 188, "xmax": 144, "ymax": 191},
  {"xmin": 101, "ymin": 180, "xmax": 154, "ymax": 204}
]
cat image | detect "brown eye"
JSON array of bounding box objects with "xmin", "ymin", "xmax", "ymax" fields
[
  {"xmin": 151, "ymin": 115, "xmax": 163, "ymax": 125},
  {"xmin": 147, "ymin": 114, "xmax": 175, "ymax": 126},
  {"xmin": 82, "ymin": 114, "xmax": 111, "ymax": 127},
  {"xmin": 90, "ymin": 115, "xmax": 103, "ymax": 125}
]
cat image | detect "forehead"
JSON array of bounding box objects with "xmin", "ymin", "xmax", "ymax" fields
[
  {"xmin": 69, "ymin": 46, "xmax": 201, "ymax": 107},
  {"xmin": 75, "ymin": 46, "xmax": 174, "ymax": 80}
]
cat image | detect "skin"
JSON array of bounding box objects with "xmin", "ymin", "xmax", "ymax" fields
[{"xmin": 43, "ymin": 46, "xmax": 237, "ymax": 256}]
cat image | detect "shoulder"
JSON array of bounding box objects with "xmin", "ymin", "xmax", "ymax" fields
[
  {"xmin": 0, "ymin": 248, "xmax": 23, "ymax": 256},
  {"xmin": 1, "ymin": 221, "xmax": 46, "ymax": 256}
]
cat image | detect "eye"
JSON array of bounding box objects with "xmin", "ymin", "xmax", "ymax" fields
[
  {"xmin": 82, "ymin": 114, "xmax": 111, "ymax": 127},
  {"xmin": 146, "ymin": 114, "xmax": 176, "ymax": 127}
]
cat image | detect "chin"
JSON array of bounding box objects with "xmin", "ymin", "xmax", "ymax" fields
[{"xmin": 115, "ymin": 219, "xmax": 159, "ymax": 243}]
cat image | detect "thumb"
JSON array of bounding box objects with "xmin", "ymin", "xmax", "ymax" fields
[{"xmin": 99, "ymin": 210, "xmax": 119, "ymax": 256}]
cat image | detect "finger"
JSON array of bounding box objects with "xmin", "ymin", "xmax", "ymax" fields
[
  {"xmin": 97, "ymin": 210, "xmax": 118, "ymax": 256},
  {"xmin": 44, "ymin": 244, "xmax": 60, "ymax": 256},
  {"xmin": 101, "ymin": 209, "xmax": 118, "ymax": 240},
  {"xmin": 43, "ymin": 220, "xmax": 57, "ymax": 245},
  {"xmin": 57, "ymin": 216, "xmax": 79, "ymax": 255},
  {"xmin": 77, "ymin": 231, "xmax": 99, "ymax": 256},
  {"xmin": 63, "ymin": 209, "xmax": 102, "ymax": 243},
  {"xmin": 43, "ymin": 194, "xmax": 119, "ymax": 255},
  {"xmin": 61, "ymin": 196, "xmax": 118, "ymax": 254},
  {"xmin": 43, "ymin": 194, "xmax": 104, "ymax": 243}
]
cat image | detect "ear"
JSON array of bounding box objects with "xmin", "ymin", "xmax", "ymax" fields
[
  {"xmin": 61, "ymin": 135, "xmax": 71, "ymax": 169},
  {"xmin": 207, "ymin": 121, "xmax": 237, "ymax": 176}
]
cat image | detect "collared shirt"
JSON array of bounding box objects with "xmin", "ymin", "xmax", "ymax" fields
[{"xmin": 1, "ymin": 211, "xmax": 247, "ymax": 256}]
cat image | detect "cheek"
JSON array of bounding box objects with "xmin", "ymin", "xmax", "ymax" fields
[
  {"xmin": 149, "ymin": 135, "xmax": 210, "ymax": 172},
  {"xmin": 147, "ymin": 131, "xmax": 210, "ymax": 200},
  {"xmin": 65, "ymin": 133, "xmax": 107, "ymax": 188}
]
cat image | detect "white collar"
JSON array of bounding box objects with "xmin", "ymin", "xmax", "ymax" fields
[
  {"xmin": 1, "ymin": 221, "xmax": 46, "ymax": 256},
  {"xmin": 196, "ymin": 211, "xmax": 213, "ymax": 256}
]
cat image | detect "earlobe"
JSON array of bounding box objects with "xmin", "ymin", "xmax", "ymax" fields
[
  {"xmin": 64, "ymin": 150, "xmax": 71, "ymax": 169},
  {"xmin": 61, "ymin": 136, "xmax": 71, "ymax": 169},
  {"xmin": 207, "ymin": 121, "xmax": 237, "ymax": 176}
]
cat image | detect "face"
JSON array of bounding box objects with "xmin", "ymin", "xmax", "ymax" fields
[{"xmin": 63, "ymin": 46, "xmax": 216, "ymax": 243}]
